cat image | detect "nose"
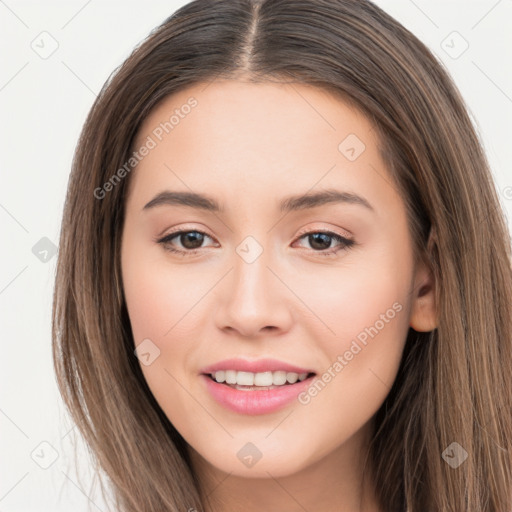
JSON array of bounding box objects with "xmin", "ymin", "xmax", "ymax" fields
[{"xmin": 213, "ymin": 243, "xmax": 294, "ymax": 338}]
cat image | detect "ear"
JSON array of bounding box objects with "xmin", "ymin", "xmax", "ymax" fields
[{"xmin": 409, "ymin": 234, "xmax": 438, "ymax": 332}]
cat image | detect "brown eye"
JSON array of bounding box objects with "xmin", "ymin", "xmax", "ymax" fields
[
  {"xmin": 294, "ymin": 230, "xmax": 355, "ymax": 256},
  {"xmin": 157, "ymin": 230, "xmax": 215, "ymax": 255},
  {"xmin": 308, "ymin": 233, "xmax": 334, "ymax": 250},
  {"xmin": 175, "ymin": 231, "xmax": 205, "ymax": 250}
]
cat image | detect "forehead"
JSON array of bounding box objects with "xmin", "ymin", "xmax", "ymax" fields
[
  {"xmin": 127, "ymin": 79, "xmax": 399, "ymax": 217},
  {"xmin": 134, "ymin": 79, "xmax": 374, "ymax": 158}
]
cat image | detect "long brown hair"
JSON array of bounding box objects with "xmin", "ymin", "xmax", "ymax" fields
[{"xmin": 52, "ymin": 0, "xmax": 512, "ymax": 510}]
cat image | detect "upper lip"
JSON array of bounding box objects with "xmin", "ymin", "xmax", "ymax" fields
[{"xmin": 200, "ymin": 358, "xmax": 315, "ymax": 375}]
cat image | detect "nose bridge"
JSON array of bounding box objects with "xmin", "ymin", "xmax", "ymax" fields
[
  {"xmin": 232, "ymin": 233, "xmax": 275, "ymax": 308},
  {"xmin": 214, "ymin": 232, "xmax": 292, "ymax": 336}
]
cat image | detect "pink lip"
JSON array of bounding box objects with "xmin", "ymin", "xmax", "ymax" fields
[
  {"xmin": 201, "ymin": 374, "xmax": 315, "ymax": 415},
  {"xmin": 200, "ymin": 358, "xmax": 314, "ymax": 375}
]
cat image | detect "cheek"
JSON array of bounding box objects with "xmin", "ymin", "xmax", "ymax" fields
[
  {"xmin": 121, "ymin": 250, "xmax": 205, "ymax": 428},
  {"xmin": 293, "ymin": 248, "xmax": 411, "ymax": 409},
  {"xmin": 122, "ymin": 246, "xmax": 210, "ymax": 345},
  {"xmin": 294, "ymin": 256, "xmax": 409, "ymax": 345},
  {"xmin": 121, "ymin": 243, "xmax": 213, "ymax": 397}
]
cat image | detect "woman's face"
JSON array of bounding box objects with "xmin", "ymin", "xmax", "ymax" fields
[{"xmin": 121, "ymin": 79, "xmax": 434, "ymax": 480}]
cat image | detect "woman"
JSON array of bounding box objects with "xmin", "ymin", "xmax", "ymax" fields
[{"xmin": 52, "ymin": 0, "xmax": 512, "ymax": 510}]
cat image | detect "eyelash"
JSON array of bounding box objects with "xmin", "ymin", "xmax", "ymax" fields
[{"xmin": 156, "ymin": 228, "xmax": 356, "ymax": 257}]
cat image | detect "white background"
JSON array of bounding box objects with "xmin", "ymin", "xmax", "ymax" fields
[{"xmin": 1, "ymin": 1, "xmax": 511, "ymax": 510}]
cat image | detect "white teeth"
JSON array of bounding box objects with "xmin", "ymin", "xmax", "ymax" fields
[
  {"xmin": 212, "ymin": 370, "xmax": 311, "ymax": 386},
  {"xmin": 272, "ymin": 371, "xmax": 287, "ymax": 385},
  {"xmin": 254, "ymin": 371, "xmax": 273, "ymax": 386},
  {"xmin": 237, "ymin": 371, "xmax": 254, "ymax": 386},
  {"xmin": 286, "ymin": 372, "xmax": 298, "ymax": 384},
  {"xmin": 225, "ymin": 370, "xmax": 237, "ymax": 384}
]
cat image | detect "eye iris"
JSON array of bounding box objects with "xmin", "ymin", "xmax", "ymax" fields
[
  {"xmin": 309, "ymin": 233, "xmax": 332, "ymax": 250},
  {"xmin": 168, "ymin": 231, "xmax": 344, "ymax": 252},
  {"xmin": 181, "ymin": 231, "xmax": 204, "ymax": 249}
]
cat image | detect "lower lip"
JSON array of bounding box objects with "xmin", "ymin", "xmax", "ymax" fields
[{"xmin": 201, "ymin": 374, "xmax": 315, "ymax": 415}]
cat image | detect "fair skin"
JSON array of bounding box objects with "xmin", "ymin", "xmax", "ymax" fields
[{"xmin": 121, "ymin": 79, "xmax": 437, "ymax": 512}]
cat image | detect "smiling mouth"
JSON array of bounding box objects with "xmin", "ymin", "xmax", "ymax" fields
[
  {"xmin": 205, "ymin": 370, "xmax": 316, "ymax": 391},
  {"xmin": 201, "ymin": 369, "xmax": 317, "ymax": 415}
]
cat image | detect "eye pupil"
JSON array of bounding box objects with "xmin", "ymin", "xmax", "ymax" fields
[
  {"xmin": 309, "ymin": 233, "xmax": 331, "ymax": 250},
  {"xmin": 181, "ymin": 231, "xmax": 204, "ymax": 249}
]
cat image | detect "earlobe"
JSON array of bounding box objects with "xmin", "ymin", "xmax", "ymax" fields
[{"xmin": 409, "ymin": 259, "xmax": 438, "ymax": 333}]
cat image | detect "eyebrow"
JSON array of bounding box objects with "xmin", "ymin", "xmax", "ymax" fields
[{"xmin": 142, "ymin": 189, "xmax": 375, "ymax": 213}]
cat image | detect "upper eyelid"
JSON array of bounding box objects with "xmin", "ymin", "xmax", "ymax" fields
[
  {"xmin": 295, "ymin": 224, "xmax": 353, "ymax": 240},
  {"xmin": 160, "ymin": 221, "xmax": 353, "ymax": 239},
  {"xmin": 160, "ymin": 227, "xmax": 216, "ymax": 242}
]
